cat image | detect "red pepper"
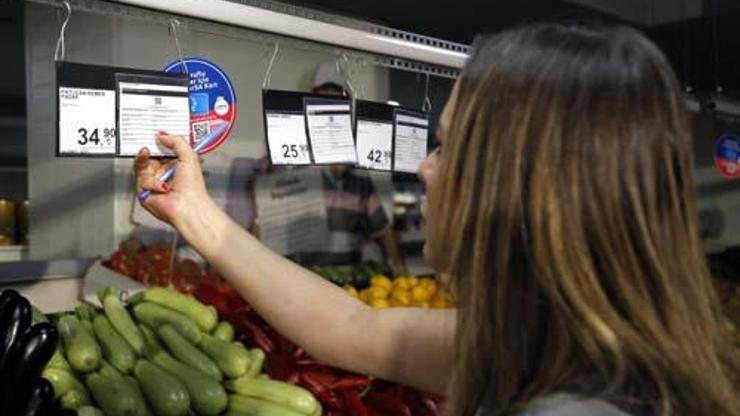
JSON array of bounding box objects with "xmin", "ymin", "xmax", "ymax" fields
[
  {"xmin": 299, "ymin": 372, "xmax": 343, "ymax": 410},
  {"xmin": 236, "ymin": 317, "xmax": 276, "ymax": 354},
  {"xmin": 265, "ymin": 353, "xmax": 295, "ymax": 380},
  {"xmin": 299, "ymin": 371, "xmax": 336, "ymax": 387},
  {"xmin": 342, "ymin": 390, "xmax": 370, "ymax": 416},
  {"xmin": 364, "ymin": 391, "xmax": 412, "ymax": 416},
  {"xmin": 330, "ymin": 376, "xmax": 371, "ymax": 391},
  {"xmin": 285, "ymin": 372, "xmax": 300, "ymax": 385},
  {"xmin": 193, "ymin": 285, "xmax": 229, "ymax": 316}
]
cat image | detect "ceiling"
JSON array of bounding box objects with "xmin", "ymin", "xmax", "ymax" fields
[{"xmin": 287, "ymin": 0, "xmax": 740, "ymax": 96}]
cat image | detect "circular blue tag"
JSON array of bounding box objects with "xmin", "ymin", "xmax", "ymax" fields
[
  {"xmin": 164, "ymin": 58, "xmax": 236, "ymax": 154},
  {"xmin": 714, "ymin": 134, "xmax": 740, "ymax": 179}
]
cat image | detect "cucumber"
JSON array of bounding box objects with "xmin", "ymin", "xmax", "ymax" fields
[
  {"xmin": 224, "ymin": 377, "xmax": 318, "ymax": 415},
  {"xmin": 213, "ymin": 321, "xmax": 234, "ymax": 342},
  {"xmin": 157, "ymin": 324, "xmax": 221, "ymax": 381},
  {"xmin": 93, "ymin": 315, "xmax": 137, "ymax": 374},
  {"xmin": 60, "ymin": 388, "xmax": 91, "ymax": 410},
  {"xmin": 226, "ymin": 395, "xmax": 306, "ymax": 416},
  {"xmin": 99, "ymin": 288, "xmax": 146, "ymax": 355},
  {"xmin": 246, "ymin": 348, "xmax": 266, "ymax": 377},
  {"xmin": 99, "ymin": 360, "xmax": 124, "ymax": 380},
  {"xmin": 139, "ymin": 324, "xmax": 164, "ymax": 359},
  {"xmin": 76, "ymin": 303, "xmax": 98, "ymax": 322},
  {"xmin": 134, "ymin": 360, "xmax": 190, "ymax": 416},
  {"xmin": 124, "ymin": 375, "xmax": 153, "ymax": 416},
  {"xmin": 151, "ymin": 350, "xmax": 228, "ymax": 415},
  {"xmin": 58, "ymin": 314, "xmax": 101, "ymax": 372},
  {"xmin": 135, "ymin": 287, "xmax": 218, "ymax": 332},
  {"xmin": 42, "ymin": 367, "xmax": 86, "ymax": 399},
  {"xmin": 198, "ymin": 333, "xmax": 251, "ymax": 378},
  {"xmin": 85, "ymin": 372, "xmax": 142, "ymax": 416},
  {"xmin": 47, "ymin": 345, "xmax": 72, "ymax": 371},
  {"xmin": 132, "ymin": 302, "xmax": 203, "ymax": 344}
]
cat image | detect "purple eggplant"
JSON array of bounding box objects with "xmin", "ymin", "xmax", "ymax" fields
[
  {"xmin": 17, "ymin": 377, "xmax": 55, "ymax": 416},
  {"xmin": 0, "ymin": 290, "xmax": 32, "ymax": 371}
]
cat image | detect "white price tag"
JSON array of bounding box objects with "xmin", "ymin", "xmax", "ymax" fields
[
  {"xmin": 58, "ymin": 87, "xmax": 116, "ymax": 155},
  {"xmin": 356, "ymin": 120, "xmax": 393, "ymax": 171},
  {"xmin": 394, "ymin": 112, "xmax": 429, "ymax": 173},
  {"xmin": 305, "ymin": 103, "xmax": 357, "ymax": 164},
  {"xmin": 266, "ymin": 112, "xmax": 312, "ymax": 165}
]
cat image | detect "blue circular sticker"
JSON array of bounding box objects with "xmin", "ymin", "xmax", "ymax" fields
[
  {"xmin": 164, "ymin": 58, "xmax": 236, "ymax": 154},
  {"xmin": 714, "ymin": 134, "xmax": 740, "ymax": 179}
]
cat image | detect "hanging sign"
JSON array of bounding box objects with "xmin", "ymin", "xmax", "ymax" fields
[
  {"xmin": 263, "ymin": 90, "xmax": 312, "ymax": 165},
  {"xmin": 164, "ymin": 58, "xmax": 237, "ymax": 154},
  {"xmin": 56, "ymin": 62, "xmax": 188, "ymax": 158},
  {"xmin": 393, "ymin": 109, "xmax": 429, "ymax": 174},
  {"xmin": 714, "ymin": 134, "xmax": 740, "ymax": 179},
  {"xmin": 303, "ymin": 96, "xmax": 356, "ymax": 164},
  {"xmin": 355, "ymin": 100, "xmax": 394, "ymax": 171}
]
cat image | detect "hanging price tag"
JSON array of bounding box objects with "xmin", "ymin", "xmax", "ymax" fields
[
  {"xmin": 355, "ymin": 100, "xmax": 395, "ymax": 171},
  {"xmin": 393, "ymin": 109, "xmax": 429, "ymax": 173},
  {"xmin": 58, "ymin": 87, "xmax": 116, "ymax": 155},
  {"xmin": 265, "ymin": 112, "xmax": 312, "ymax": 165}
]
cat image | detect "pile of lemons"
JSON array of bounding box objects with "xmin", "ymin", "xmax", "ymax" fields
[{"xmin": 345, "ymin": 275, "xmax": 454, "ymax": 309}]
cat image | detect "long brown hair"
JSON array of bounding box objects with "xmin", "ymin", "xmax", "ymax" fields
[{"xmin": 429, "ymin": 23, "xmax": 740, "ymax": 416}]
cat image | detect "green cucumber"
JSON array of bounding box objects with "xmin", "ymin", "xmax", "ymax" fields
[
  {"xmin": 138, "ymin": 324, "xmax": 164, "ymax": 359},
  {"xmin": 132, "ymin": 302, "xmax": 203, "ymax": 344},
  {"xmin": 93, "ymin": 315, "xmax": 136, "ymax": 374},
  {"xmin": 124, "ymin": 375, "xmax": 153, "ymax": 416},
  {"xmin": 213, "ymin": 321, "xmax": 234, "ymax": 342},
  {"xmin": 60, "ymin": 388, "xmax": 91, "ymax": 410},
  {"xmin": 134, "ymin": 360, "xmax": 190, "ymax": 416},
  {"xmin": 46, "ymin": 345, "xmax": 72, "ymax": 371},
  {"xmin": 42, "ymin": 367, "xmax": 87, "ymax": 399},
  {"xmin": 157, "ymin": 324, "xmax": 221, "ymax": 381},
  {"xmin": 77, "ymin": 406, "xmax": 105, "ymax": 416},
  {"xmin": 224, "ymin": 377, "xmax": 318, "ymax": 415},
  {"xmin": 85, "ymin": 372, "xmax": 142, "ymax": 416},
  {"xmin": 58, "ymin": 314, "xmax": 101, "ymax": 372},
  {"xmin": 198, "ymin": 333, "xmax": 251, "ymax": 378},
  {"xmin": 99, "ymin": 360, "xmax": 124, "ymax": 380},
  {"xmin": 246, "ymin": 348, "xmax": 266, "ymax": 377},
  {"xmin": 135, "ymin": 287, "xmax": 218, "ymax": 332},
  {"xmin": 76, "ymin": 303, "xmax": 98, "ymax": 322},
  {"xmin": 151, "ymin": 350, "xmax": 228, "ymax": 415},
  {"xmin": 226, "ymin": 395, "xmax": 306, "ymax": 416},
  {"xmin": 99, "ymin": 288, "xmax": 145, "ymax": 355}
]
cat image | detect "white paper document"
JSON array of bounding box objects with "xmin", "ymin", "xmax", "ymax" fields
[
  {"xmin": 394, "ymin": 113, "xmax": 429, "ymax": 173},
  {"xmin": 117, "ymin": 82, "xmax": 190, "ymax": 156},
  {"xmin": 305, "ymin": 103, "xmax": 357, "ymax": 164},
  {"xmin": 265, "ymin": 112, "xmax": 312, "ymax": 165},
  {"xmin": 58, "ymin": 87, "xmax": 117, "ymax": 155},
  {"xmin": 254, "ymin": 169, "xmax": 329, "ymax": 255},
  {"xmin": 355, "ymin": 120, "xmax": 393, "ymax": 171}
]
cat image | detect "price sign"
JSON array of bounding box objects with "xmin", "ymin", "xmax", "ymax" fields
[
  {"xmin": 393, "ymin": 110, "xmax": 429, "ymax": 173},
  {"xmin": 265, "ymin": 112, "xmax": 312, "ymax": 165},
  {"xmin": 58, "ymin": 87, "xmax": 116, "ymax": 155},
  {"xmin": 355, "ymin": 120, "xmax": 393, "ymax": 171}
]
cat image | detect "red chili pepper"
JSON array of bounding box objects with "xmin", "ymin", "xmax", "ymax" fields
[
  {"xmin": 364, "ymin": 391, "xmax": 412, "ymax": 416},
  {"xmin": 299, "ymin": 371, "xmax": 336, "ymax": 387},
  {"xmin": 285, "ymin": 372, "xmax": 300, "ymax": 385},
  {"xmin": 299, "ymin": 372, "xmax": 343, "ymax": 410},
  {"xmin": 193, "ymin": 285, "xmax": 229, "ymax": 316},
  {"xmin": 265, "ymin": 353, "xmax": 295, "ymax": 380},
  {"xmin": 236, "ymin": 317, "xmax": 276, "ymax": 354},
  {"xmin": 331, "ymin": 376, "xmax": 371, "ymax": 391},
  {"xmin": 293, "ymin": 346, "xmax": 305, "ymax": 358},
  {"xmin": 342, "ymin": 390, "xmax": 370, "ymax": 416}
]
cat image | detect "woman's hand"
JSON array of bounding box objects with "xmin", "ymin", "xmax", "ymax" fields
[{"xmin": 134, "ymin": 133, "xmax": 211, "ymax": 227}]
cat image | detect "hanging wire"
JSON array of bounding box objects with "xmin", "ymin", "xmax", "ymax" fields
[
  {"xmin": 169, "ymin": 18, "xmax": 189, "ymax": 75},
  {"xmin": 337, "ymin": 53, "xmax": 356, "ymax": 99},
  {"xmin": 710, "ymin": 0, "xmax": 722, "ymax": 93},
  {"xmin": 53, "ymin": 1, "xmax": 72, "ymax": 61},
  {"xmin": 262, "ymin": 42, "xmax": 279, "ymax": 89},
  {"xmin": 421, "ymin": 73, "xmax": 432, "ymax": 113}
]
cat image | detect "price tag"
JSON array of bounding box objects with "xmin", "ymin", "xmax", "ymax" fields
[
  {"xmin": 265, "ymin": 112, "xmax": 312, "ymax": 165},
  {"xmin": 58, "ymin": 87, "xmax": 116, "ymax": 155},
  {"xmin": 304, "ymin": 99, "xmax": 356, "ymax": 164},
  {"xmin": 393, "ymin": 110, "xmax": 429, "ymax": 173},
  {"xmin": 356, "ymin": 120, "xmax": 393, "ymax": 171}
]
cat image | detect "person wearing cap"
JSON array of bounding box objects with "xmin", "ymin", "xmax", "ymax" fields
[{"xmin": 283, "ymin": 62, "xmax": 407, "ymax": 272}]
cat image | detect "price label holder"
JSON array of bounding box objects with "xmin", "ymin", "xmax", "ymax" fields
[
  {"xmin": 116, "ymin": 73, "xmax": 190, "ymax": 157},
  {"xmin": 262, "ymin": 90, "xmax": 312, "ymax": 165},
  {"xmin": 56, "ymin": 62, "xmax": 189, "ymax": 158},
  {"xmin": 303, "ymin": 96, "xmax": 357, "ymax": 165},
  {"xmin": 354, "ymin": 100, "xmax": 394, "ymax": 171},
  {"xmin": 56, "ymin": 62, "xmax": 117, "ymax": 156},
  {"xmin": 393, "ymin": 109, "xmax": 429, "ymax": 174}
]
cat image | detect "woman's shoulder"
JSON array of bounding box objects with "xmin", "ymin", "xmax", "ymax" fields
[{"xmin": 518, "ymin": 394, "xmax": 631, "ymax": 416}]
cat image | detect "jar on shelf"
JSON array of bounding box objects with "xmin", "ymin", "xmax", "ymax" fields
[{"xmin": 0, "ymin": 199, "xmax": 15, "ymax": 246}]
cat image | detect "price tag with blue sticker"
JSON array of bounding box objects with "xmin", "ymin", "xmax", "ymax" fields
[
  {"xmin": 714, "ymin": 134, "xmax": 740, "ymax": 179},
  {"xmin": 164, "ymin": 58, "xmax": 236, "ymax": 154}
]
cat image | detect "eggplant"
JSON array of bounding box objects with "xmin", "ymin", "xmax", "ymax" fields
[
  {"xmin": 0, "ymin": 290, "xmax": 32, "ymax": 371},
  {"xmin": 17, "ymin": 377, "xmax": 55, "ymax": 416},
  {"xmin": 7, "ymin": 323, "xmax": 60, "ymax": 383}
]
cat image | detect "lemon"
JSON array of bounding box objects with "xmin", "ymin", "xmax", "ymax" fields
[
  {"xmin": 411, "ymin": 286, "xmax": 432, "ymax": 303},
  {"xmin": 370, "ymin": 275, "xmax": 393, "ymax": 291},
  {"xmin": 420, "ymin": 278, "xmax": 438, "ymax": 297},
  {"xmin": 368, "ymin": 286, "xmax": 390, "ymax": 300},
  {"xmin": 408, "ymin": 276, "xmax": 419, "ymax": 286},
  {"xmin": 344, "ymin": 285, "xmax": 359, "ymax": 298},
  {"xmin": 370, "ymin": 298, "xmax": 390, "ymax": 309},
  {"xmin": 390, "ymin": 288, "xmax": 411, "ymax": 306},
  {"xmin": 393, "ymin": 277, "xmax": 411, "ymax": 290}
]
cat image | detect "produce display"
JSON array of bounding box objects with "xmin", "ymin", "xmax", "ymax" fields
[
  {"xmin": 105, "ymin": 238, "xmax": 447, "ymax": 415},
  {"xmin": 0, "ymin": 290, "xmax": 59, "ymax": 416},
  {"xmin": 39, "ymin": 286, "xmax": 320, "ymax": 416},
  {"xmin": 346, "ymin": 275, "xmax": 453, "ymax": 309}
]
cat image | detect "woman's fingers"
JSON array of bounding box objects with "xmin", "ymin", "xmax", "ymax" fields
[
  {"xmin": 134, "ymin": 147, "xmax": 168, "ymax": 193},
  {"xmin": 157, "ymin": 133, "xmax": 197, "ymax": 164}
]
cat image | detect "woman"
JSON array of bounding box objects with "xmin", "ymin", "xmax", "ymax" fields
[{"xmin": 135, "ymin": 23, "xmax": 739, "ymax": 416}]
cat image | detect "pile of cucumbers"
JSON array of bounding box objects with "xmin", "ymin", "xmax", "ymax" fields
[{"xmin": 44, "ymin": 287, "xmax": 321, "ymax": 416}]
